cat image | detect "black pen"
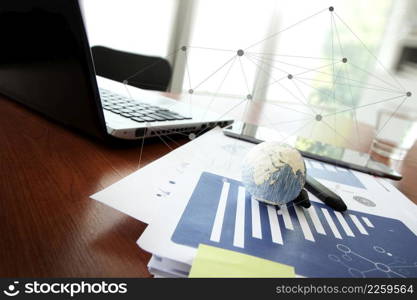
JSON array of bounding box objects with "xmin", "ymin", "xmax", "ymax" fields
[{"xmin": 304, "ymin": 175, "xmax": 347, "ymax": 212}]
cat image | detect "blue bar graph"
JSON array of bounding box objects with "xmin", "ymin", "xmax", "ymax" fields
[
  {"xmin": 172, "ymin": 172, "xmax": 417, "ymax": 277},
  {"xmin": 304, "ymin": 159, "xmax": 365, "ymax": 189}
]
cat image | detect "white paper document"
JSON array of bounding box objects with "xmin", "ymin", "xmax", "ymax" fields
[{"xmin": 90, "ymin": 127, "xmax": 254, "ymax": 223}]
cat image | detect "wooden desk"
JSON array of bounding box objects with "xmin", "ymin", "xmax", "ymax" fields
[
  {"xmin": 1, "ymin": 94, "xmax": 416, "ymax": 277},
  {"xmin": 0, "ymin": 96, "xmax": 187, "ymax": 277}
]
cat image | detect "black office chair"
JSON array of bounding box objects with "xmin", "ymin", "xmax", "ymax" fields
[{"xmin": 91, "ymin": 46, "xmax": 172, "ymax": 92}]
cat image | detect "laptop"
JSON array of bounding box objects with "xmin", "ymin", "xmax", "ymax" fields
[{"xmin": 0, "ymin": 0, "xmax": 232, "ymax": 141}]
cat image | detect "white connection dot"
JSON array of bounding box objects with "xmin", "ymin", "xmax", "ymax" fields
[{"xmin": 188, "ymin": 133, "xmax": 196, "ymax": 140}]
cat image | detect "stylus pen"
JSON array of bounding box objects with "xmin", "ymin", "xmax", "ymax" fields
[{"xmin": 305, "ymin": 175, "xmax": 347, "ymax": 212}]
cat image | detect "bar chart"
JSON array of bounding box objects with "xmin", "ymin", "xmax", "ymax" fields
[
  {"xmin": 172, "ymin": 172, "xmax": 417, "ymax": 277},
  {"xmin": 304, "ymin": 158, "xmax": 365, "ymax": 189}
]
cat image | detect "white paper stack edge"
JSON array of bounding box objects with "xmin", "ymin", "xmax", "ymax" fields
[{"xmin": 147, "ymin": 255, "xmax": 191, "ymax": 278}]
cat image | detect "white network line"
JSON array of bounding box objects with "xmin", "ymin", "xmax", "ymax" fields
[{"xmin": 124, "ymin": 6, "xmax": 412, "ymax": 169}]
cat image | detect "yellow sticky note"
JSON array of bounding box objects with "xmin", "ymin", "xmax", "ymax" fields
[{"xmin": 189, "ymin": 244, "xmax": 295, "ymax": 278}]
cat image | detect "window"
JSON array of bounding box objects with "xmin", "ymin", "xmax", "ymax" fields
[
  {"xmin": 82, "ymin": 0, "xmax": 403, "ymax": 149},
  {"xmin": 264, "ymin": 0, "xmax": 394, "ymax": 110},
  {"xmin": 182, "ymin": 0, "xmax": 278, "ymax": 96},
  {"xmin": 81, "ymin": 0, "xmax": 176, "ymax": 57}
]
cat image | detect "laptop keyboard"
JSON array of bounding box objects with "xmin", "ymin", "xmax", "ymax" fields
[{"xmin": 99, "ymin": 88, "xmax": 191, "ymax": 123}]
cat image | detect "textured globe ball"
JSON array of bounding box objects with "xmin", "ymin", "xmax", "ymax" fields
[{"xmin": 242, "ymin": 141, "xmax": 306, "ymax": 205}]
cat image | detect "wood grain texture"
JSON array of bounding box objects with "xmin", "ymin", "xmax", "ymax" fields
[
  {"xmin": 0, "ymin": 94, "xmax": 416, "ymax": 277},
  {"xmin": 0, "ymin": 95, "xmax": 188, "ymax": 277}
]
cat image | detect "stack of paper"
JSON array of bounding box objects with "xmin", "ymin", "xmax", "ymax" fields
[
  {"xmin": 91, "ymin": 127, "xmax": 417, "ymax": 278},
  {"xmin": 147, "ymin": 255, "xmax": 190, "ymax": 278},
  {"xmin": 92, "ymin": 127, "xmax": 257, "ymax": 277}
]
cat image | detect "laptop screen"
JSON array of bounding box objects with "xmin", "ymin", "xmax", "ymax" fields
[{"xmin": 0, "ymin": 0, "xmax": 107, "ymax": 140}]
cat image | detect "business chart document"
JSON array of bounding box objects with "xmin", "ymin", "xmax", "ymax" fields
[{"xmin": 172, "ymin": 172, "xmax": 417, "ymax": 277}]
